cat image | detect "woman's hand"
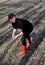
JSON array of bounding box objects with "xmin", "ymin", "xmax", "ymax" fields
[
  {"xmin": 14, "ymin": 35, "xmax": 19, "ymax": 39},
  {"xmin": 12, "ymin": 31, "xmax": 23, "ymax": 40}
]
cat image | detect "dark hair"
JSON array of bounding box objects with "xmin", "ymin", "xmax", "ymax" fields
[{"xmin": 8, "ymin": 13, "xmax": 15, "ymax": 20}]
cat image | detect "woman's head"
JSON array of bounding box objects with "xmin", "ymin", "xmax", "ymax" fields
[{"xmin": 8, "ymin": 13, "xmax": 16, "ymax": 23}]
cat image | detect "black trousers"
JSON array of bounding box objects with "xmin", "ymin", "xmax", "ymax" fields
[
  {"xmin": 21, "ymin": 33, "xmax": 30, "ymax": 45},
  {"xmin": 21, "ymin": 25, "xmax": 33, "ymax": 46}
]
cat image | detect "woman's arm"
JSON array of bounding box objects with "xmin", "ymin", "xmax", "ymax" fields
[
  {"xmin": 14, "ymin": 32, "xmax": 23, "ymax": 39},
  {"xmin": 17, "ymin": 32, "xmax": 23, "ymax": 37},
  {"xmin": 12, "ymin": 29, "xmax": 17, "ymax": 39},
  {"xmin": 12, "ymin": 29, "xmax": 23, "ymax": 39}
]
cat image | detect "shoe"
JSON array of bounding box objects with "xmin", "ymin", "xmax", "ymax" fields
[
  {"xmin": 18, "ymin": 45, "xmax": 26, "ymax": 55},
  {"xmin": 27, "ymin": 38, "xmax": 32, "ymax": 47}
]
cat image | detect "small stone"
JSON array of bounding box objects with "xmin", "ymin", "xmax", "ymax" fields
[
  {"xmin": 44, "ymin": 54, "xmax": 45, "ymax": 57},
  {"xmin": 40, "ymin": 62, "xmax": 43, "ymax": 64},
  {"xmin": 33, "ymin": 57, "xmax": 36, "ymax": 59},
  {"xmin": 35, "ymin": 51, "xmax": 37, "ymax": 53}
]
